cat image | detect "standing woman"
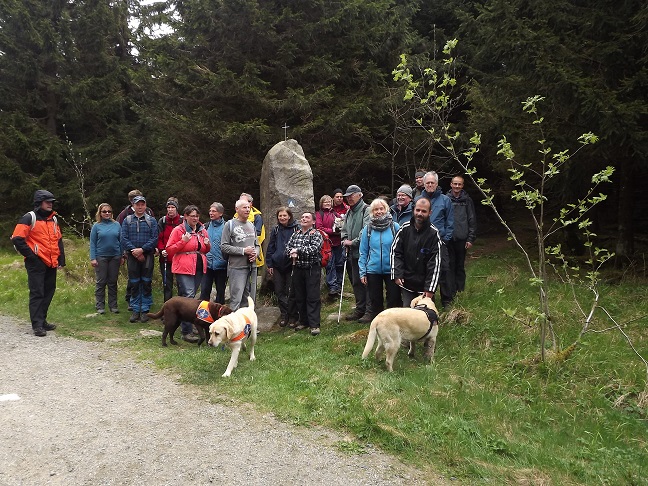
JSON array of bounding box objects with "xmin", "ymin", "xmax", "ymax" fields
[
  {"xmin": 358, "ymin": 198, "xmax": 400, "ymax": 323},
  {"xmin": 265, "ymin": 207, "xmax": 298, "ymax": 327},
  {"xmin": 200, "ymin": 202, "xmax": 228, "ymax": 304},
  {"xmin": 315, "ymin": 195, "xmax": 338, "ymax": 298},
  {"xmin": 165, "ymin": 205, "xmax": 211, "ymax": 342},
  {"xmin": 90, "ymin": 203, "xmax": 123, "ymax": 314}
]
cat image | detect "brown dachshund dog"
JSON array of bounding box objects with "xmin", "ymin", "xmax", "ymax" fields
[{"xmin": 146, "ymin": 297, "xmax": 232, "ymax": 347}]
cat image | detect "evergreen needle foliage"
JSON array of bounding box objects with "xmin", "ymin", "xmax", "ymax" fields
[{"xmin": 1, "ymin": 238, "xmax": 646, "ymax": 484}]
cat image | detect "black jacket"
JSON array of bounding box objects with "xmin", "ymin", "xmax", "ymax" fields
[{"xmin": 390, "ymin": 218, "xmax": 442, "ymax": 293}]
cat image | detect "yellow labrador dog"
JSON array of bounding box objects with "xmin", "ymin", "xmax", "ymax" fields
[
  {"xmin": 208, "ymin": 296, "xmax": 257, "ymax": 377},
  {"xmin": 362, "ymin": 295, "xmax": 439, "ymax": 372}
]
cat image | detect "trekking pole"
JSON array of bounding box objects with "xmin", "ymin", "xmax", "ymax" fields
[
  {"xmin": 337, "ymin": 247, "xmax": 348, "ymax": 323},
  {"xmin": 162, "ymin": 255, "xmax": 167, "ymax": 289}
]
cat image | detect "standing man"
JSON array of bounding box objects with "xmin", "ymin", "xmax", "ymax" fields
[
  {"xmin": 412, "ymin": 170, "xmax": 427, "ymax": 199},
  {"xmin": 200, "ymin": 202, "xmax": 228, "ymax": 304},
  {"xmin": 415, "ymin": 171, "xmax": 454, "ymax": 309},
  {"xmin": 390, "ymin": 184, "xmax": 414, "ymax": 225},
  {"xmin": 447, "ymin": 175, "xmax": 477, "ymax": 295},
  {"xmin": 390, "ymin": 198, "xmax": 442, "ymax": 307},
  {"xmin": 157, "ymin": 197, "xmax": 183, "ymax": 302},
  {"xmin": 221, "ymin": 198, "xmax": 260, "ymax": 310},
  {"xmin": 330, "ymin": 188, "xmax": 349, "ymax": 297},
  {"xmin": 285, "ymin": 212, "xmax": 323, "ymax": 336},
  {"xmin": 11, "ymin": 190, "xmax": 66, "ymax": 336},
  {"xmin": 238, "ymin": 192, "xmax": 266, "ymax": 268},
  {"xmin": 341, "ymin": 184, "xmax": 371, "ymax": 321},
  {"xmin": 117, "ymin": 189, "xmax": 155, "ymax": 309},
  {"xmin": 121, "ymin": 195, "xmax": 158, "ymax": 323}
]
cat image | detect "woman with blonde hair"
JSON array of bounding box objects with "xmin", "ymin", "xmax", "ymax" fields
[
  {"xmin": 90, "ymin": 203, "xmax": 123, "ymax": 314},
  {"xmin": 358, "ymin": 198, "xmax": 400, "ymax": 323}
]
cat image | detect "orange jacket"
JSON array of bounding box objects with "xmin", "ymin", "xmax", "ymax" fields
[{"xmin": 11, "ymin": 210, "xmax": 65, "ymax": 268}]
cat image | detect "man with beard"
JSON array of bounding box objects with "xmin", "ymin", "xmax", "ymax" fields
[{"xmin": 390, "ymin": 198, "xmax": 442, "ymax": 307}]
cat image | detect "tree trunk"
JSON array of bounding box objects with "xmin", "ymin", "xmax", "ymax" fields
[{"xmin": 615, "ymin": 158, "xmax": 634, "ymax": 267}]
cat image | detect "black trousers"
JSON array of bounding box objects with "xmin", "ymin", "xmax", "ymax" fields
[
  {"xmin": 159, "ymin": 257, "xmax": 176, "ymax": 302},
  {"xmin": 25, "ymin": 257, "xmax": 57, "ymax": 330},
  {"xmin": 438, "ymin": 243, "xmax": 453, "ymax": 306},
  {"xmin": 447, "ymin": 239, "xmax": 467, "ymax": 293},
  {"xmin": 366, "ymin": 273, "xmax": 401, "ymax": 316},
  {"xmin": 292, "ymin": 265, "xmax": 321, "ymax": 329},
  {"xmin": 200, "ymin": 267, "xmax": 228, "ymax": 304},
  {"xmin": 272, "ymin": 267, "xmax": 298, "ymax": 322}
]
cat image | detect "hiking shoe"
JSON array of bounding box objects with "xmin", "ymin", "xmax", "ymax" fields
[
  {"xmin": 127, "ymin": 305, "xmax": 133, "ymax": 311},
  {"xmin": 34, "ymin": 328, "xmax": 46, "ymax": 337},
  {"xmin": 110, "ymin": 308, "xmax": 120, "ymax": 314},
  {"xmin": 43, "ymin": 323, "xmax": 57, "ymax": 331},
  {"xmin": 310, "ymin": 327, "xmax": 321, "ymax": 336},
  {"xmin": 279, "ymin": 319, "xmax": 288, "ymax": 328},
  {"xmin": 344, "ymin": 312, "xmax": 364, "ymax": 322},
  {"xmin": 129, "ymin": 311, "xmax": 140, "ymax": 323},
  {"xmin": 97, "ymin": 308, "xmax": 105, "ymax": 315},
  {"xmin": 182, "ymin": 333, "xmax": 199, "ymax": 343},
  {"xmin": 140, "ymin": 313, "xmax": 149, "ymax": 323},
  {"xmin": 294, "ymin": 324, "xmax": 307, "ymax": 332},
  {"xmin": 358, "ymin": 314, "xmax": 375, "ymax": 324}
]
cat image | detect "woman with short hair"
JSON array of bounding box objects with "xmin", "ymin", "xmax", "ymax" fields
[
  {"xmin": 165, "ymin": 205, "xmax": 211, "ymax": 342},
  {"xmin": 358, "ymin": 198, "xmax": 400, "ymax": 323}
]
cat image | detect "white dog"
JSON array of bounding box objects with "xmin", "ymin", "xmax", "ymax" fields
[
  {"xmin": 361, "ymin": 295, "xmax": 439, "ymax": 372},
  {"xmin": 208, "ymin": 296, "xmax": 258, "ymax": 377}
]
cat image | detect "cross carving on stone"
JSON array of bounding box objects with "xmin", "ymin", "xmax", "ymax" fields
[{"xmin": 282, "ymin": 122, "xmax": 290, "ymax": 141}]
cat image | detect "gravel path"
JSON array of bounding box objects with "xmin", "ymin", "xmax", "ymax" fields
[{"xmin": 0, "ymin": 315, "xmax": 438, "ymax": 485}]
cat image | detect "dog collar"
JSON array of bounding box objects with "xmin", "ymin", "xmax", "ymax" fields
[{"xmin": 230, "ymin": 315, "xmax": 252, "ymax": 342}]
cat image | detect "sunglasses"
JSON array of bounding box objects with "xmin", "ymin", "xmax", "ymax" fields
[{"xmin": 101, "ymin": 210, "xmax": 113, "ymax": 214}]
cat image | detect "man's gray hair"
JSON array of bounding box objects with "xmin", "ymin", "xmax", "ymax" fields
[
  {"xmin": 240, "ymin": 192, "xmax": 253, "ymax": 203},
  {"xmin": 235, "ymin": 198, "xmax": 250, "ymax": 210},
  {"xmin": 424, "ymin": 171, "xmax": 439, "ymax": 183},
  {"xmin": 210, "ymin": 202, "xmax": 224, "ymax": 213}
]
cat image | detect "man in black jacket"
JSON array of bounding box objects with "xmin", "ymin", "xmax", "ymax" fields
[
  {"xmin": 390, "ymin": 198, "xmax": 442, "ymax": 307},
  {"xmin": 448, "ymin": 176, "xmax": 477, "ymax": 295}
]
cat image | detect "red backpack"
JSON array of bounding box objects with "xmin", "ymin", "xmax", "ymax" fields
[{"xmin": 312, "ymin": 228, "xmax": 332, "ymax": 267}]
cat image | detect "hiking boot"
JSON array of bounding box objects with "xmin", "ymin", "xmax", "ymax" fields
[
  {"xmin": 110, "ymin": 308, "xmax": 120, "ymax": 314},
  {"xmin": 310, "ymin": 327, "xmax": 321, "ymax": 336},
  {"xmin": 294, "ymin": 324, "xmax": 307, "ymax": 332},
  {"xmin": 345, "ymin": 311, "xmax": 364, "ymax": 322},
  {"xmin": 140, "ymin": 313, "xmax": 149, "ymax": 323},
  {"xmin": 129, "ymin": 311, "xmax": 140, "ymax": 323},
  {"xmin": 34, "ymin": 328, "xmax": 46, "ymax": 337},
  {"xmin": 279, "ymin": 318, "xmax": 288, "ymax": 328},
  {"xmin": 43, "ymin": 323, "xmax": 57, "ymax": 331},
  {"xmin": 182, "ymin": 333, "xmax": 199, "ymax": 343},
  {"xmin": 97, "ymin": 308, "xmax": 105, "ymax": 315},
  {"xmin": 358, "ymin": 314, "xmax": 375, "ymax": 324}
]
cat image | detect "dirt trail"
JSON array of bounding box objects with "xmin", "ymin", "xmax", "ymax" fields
[{"xmin": 0, "ymin": 315, "xmax": 442, "ymax": 485}]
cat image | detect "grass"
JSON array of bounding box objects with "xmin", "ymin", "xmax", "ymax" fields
[{"xmin": 1, "ymin": 236, "xmax": 647, "ymax": 484}]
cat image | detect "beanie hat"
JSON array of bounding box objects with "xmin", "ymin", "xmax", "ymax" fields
[
  {"xmin": 397, "ymin": 185, "xmax": 413, "ymax": 198},
  {"xmin": 166, "ymin": 198, "xmax": 179, "ymax": 210}
]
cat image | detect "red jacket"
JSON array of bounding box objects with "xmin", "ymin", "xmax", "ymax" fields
[
  {"xmin": 316, "ymin": 209, "xmax": 340, "ymax": 246},
  {"xmin": 157, "ymin": 213, "xmax": 183, "ymax": 263},
  {"xmin": 165, "ymin": 221, "xmax": 210, "ymax": 275}
]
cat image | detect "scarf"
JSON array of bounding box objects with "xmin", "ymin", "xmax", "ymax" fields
[{"xmin": 370, "ymin": 213, "xmax": 393, "ymax": 231}]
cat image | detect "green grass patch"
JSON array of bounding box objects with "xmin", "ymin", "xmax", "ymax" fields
[{"xmin": 1, "ymin": 236, "xmax": 647, "ymax": 484}]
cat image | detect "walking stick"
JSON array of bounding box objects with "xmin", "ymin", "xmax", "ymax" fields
[{"xmin": 337, "ymin": 247, "xmax": 348, "ymax": 323}]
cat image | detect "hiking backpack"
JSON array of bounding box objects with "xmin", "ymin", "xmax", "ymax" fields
[{"xmin": 313, "ymin": 228, "xmax": 332, "ymax": 268}]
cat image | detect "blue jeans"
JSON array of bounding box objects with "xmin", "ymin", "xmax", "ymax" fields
[{"xmin": 325, "ymin": 245, "xmax": 344, "ymax": 293}]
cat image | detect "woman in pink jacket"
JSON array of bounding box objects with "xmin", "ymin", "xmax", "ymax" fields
[{"xmin": 165, "ymin": 205, "xmax": 210, "ymax": 342}]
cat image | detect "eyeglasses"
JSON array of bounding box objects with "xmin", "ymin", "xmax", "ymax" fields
[{"xmin": 101, "ymin": 210, "xmax": 112, "ymax": 214}]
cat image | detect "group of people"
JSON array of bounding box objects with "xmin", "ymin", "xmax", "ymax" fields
[{"xmin": 12, "ymin": 171, "xmax": 476, "ymax": 339}]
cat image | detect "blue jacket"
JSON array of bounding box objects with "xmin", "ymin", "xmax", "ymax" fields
[
  {"xmin": 415, "ymin": 188, "xmax": 454, "ymax": 242},
  {"xmin": 359, "ymin": 222, "xmax": 399, "ymax": 277},
  {"xmin": 90, "ymin": 219, "xmax": 122, "ymax": 260},
  {"xmin": 390, "ymin": 201, "xmax": 413, "ymax": 225},
  {"xmin": 205, "ymin": 218, "xmax": 227, "ymax": 270},
  {"xmin": 266, "ymin": 221, "xmax": 298, "ymax": 271}
]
